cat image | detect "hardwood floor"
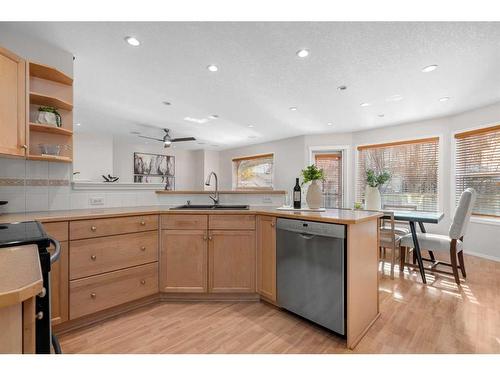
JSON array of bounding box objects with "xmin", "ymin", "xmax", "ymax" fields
[{"xmin": 58, "ymin": 253, "xmax": 500, "ymax": 354}]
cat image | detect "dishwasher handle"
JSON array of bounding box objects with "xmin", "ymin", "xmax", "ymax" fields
[{"xmin": 299, "ymin": 233, "xmax": 316, "ymax": 240}]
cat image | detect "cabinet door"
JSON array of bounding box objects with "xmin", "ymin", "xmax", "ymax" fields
[
  {"xmin": 208, "ymin": 230, "xmax": 255, "ymax": 293},
  {"xmin": 49, "ymin": 241, "xmax": 69, "ymax": 325},
  {"xmin": 256, "ymin": 216, "xmax": 277, "ymax": 302},
  {"xmin": 0, "ymin": 46, "xmax": 26, "ymax": 157},
  {"xmin": 161, "ymin": 230, "xmax": 208, "ymax": 293}
]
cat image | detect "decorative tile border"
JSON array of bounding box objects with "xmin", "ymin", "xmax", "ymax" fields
[{"xmin": 0, "ymin": 178, "xmax": 69, "ymax": 187}]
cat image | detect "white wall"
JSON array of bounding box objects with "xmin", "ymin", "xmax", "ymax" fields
[{"xmin": 73, "ymin": 132, "xmax": 114, "ymax": 181}]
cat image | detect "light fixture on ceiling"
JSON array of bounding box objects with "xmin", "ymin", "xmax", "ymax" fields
[
  {"xmin": 209, "ymin": 115, "xmax": 219, "ymax": 119},
  {"xmin": 207, "ymin": 64, "xmax": 219, "ymax": 72},
  {"xmin": 337, "ymin": 85, "xmax": 347, "ymax": 91},
  {"xmin": 124, "ymin": 36, "xmax": 141, "ymax": 47},
  {"xmin": 296, "ymin": 49, "xmax": 309, "ymax": 58},
  {"xmin": 387, "ymin": 95, "xmax": 403, "ymax": 102},
  {"xmin": 184, "ymin": 116, "xmax": 209, "ymax": 124},
  {"xmin": 248, "ymin": 125, "xmax": 254, "ymax": 128},
  {"xmin": 327, "ymin": 122, "xmax": 333, "ymax": 126},
  {"xmin": 289, "ymin": 106, "xmax": 298, "ymax": 111},
  {"xmin": 422, "ymin": 64, "xmax": 438, "ymax": 73},
  {"xmin": 360, "ymin": 102, "xmax": 371, "ymax": 107},
  {"xmin": 162, "ymin": 101, "xmax": 171, "ymax": 106},
  {"xmin": 378, "ymin": 114, "xmax": 385, "ymax": 118},
  {"xmin": 439, "ymin": 96, "xmax": 450, "ymax": 102}
]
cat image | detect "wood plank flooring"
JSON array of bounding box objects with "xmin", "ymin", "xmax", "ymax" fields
[{"xmin": 58, "ymin": 253, "xmax": 500, "ymax": 353}]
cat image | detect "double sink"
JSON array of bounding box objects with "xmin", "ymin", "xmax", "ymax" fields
[{"xmin": 170, "ymin": 204, "xmax": 249, "ymax": 210}]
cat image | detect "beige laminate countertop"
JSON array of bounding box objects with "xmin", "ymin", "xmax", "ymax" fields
[
  {"xmin": 0, "ymin": 245, "xmax": 43, "ymax": 308},
  {"xmin": 0, "ymin": 206, "xmax": 382, "ymax": 225}
]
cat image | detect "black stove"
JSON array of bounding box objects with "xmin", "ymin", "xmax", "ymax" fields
[{"xmin": 0, "ymin": 220, "xmax": 62, "ymax": 354}]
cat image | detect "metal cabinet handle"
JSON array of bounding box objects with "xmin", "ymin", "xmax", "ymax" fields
[
  {"xmin": 91, "ymin": 226, "xmax": 97, "ymax": 232},
  {"xmin": 140, "ymin": 280, "xmax": 146, "ymax": 285},
  {"xmin": 90, "ymin": 293, "xmax": 97, "ymax": 299},
  {"xmin": 140, "ymin": 246, "xmax": 146, "ymax": 251},
  {"xmin": 21, "ymin": 144, "xmax": 28, "ymax": 150},
  {"xmin": 140, "ymin": 220, "xmax": 146, "ymax": 226},
  {"xmin": 203, "ymin": 235, "xmax": 207, "ymax": 241},
  {"xmin": 90, "ymin": 255, "xmax": 97, "ymax": 261},
  {"xmin": 36, "ymin": 311, "xmax": 44, "ymax": 320},
  {"xmin": 271, "ymin": 222, "xmax": 275, "ymax": 227},
  {"xmin": 38, "ymin": 287, "xmax": 47, "ymax": 298},
  {"xmin": 208, "ymin": 235, "xmax": 213, "ymax": 241}
]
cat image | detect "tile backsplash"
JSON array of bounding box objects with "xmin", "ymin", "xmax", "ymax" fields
[{"xmin": 0, "ymin": 158, "xmax": 284, "ymax": 213}]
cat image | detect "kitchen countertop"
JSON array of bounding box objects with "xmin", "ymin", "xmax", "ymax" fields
[{"xmin": 0, "ymin": 206, "xmax": 382, "ymax": 225}]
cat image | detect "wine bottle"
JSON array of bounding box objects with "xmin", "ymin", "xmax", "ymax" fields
[{"xmin": 293, "ymin": 178, "xmax": 301, "ymax": 209}]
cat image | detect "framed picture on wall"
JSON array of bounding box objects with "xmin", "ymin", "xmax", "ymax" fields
[{"xmin": 133, "ymin": 152, "xmax": 175, "ymax": 189}]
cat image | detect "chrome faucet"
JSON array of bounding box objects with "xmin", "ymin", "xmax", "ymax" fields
[{"xmin": 205, "ymin": 171, "xmax": 219, "ymax": 206}]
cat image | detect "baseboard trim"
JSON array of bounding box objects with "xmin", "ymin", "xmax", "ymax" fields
[
  {"xmin": 464, "ymin": 250, "xmax": 500, "ymax": 262},
  {"xmin": 160, "ymin": 292, "xmax": 260, "ymax": 302}
]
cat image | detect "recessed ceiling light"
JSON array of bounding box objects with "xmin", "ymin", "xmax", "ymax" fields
[
  {"xmin": 209, "ymin": 115, "xmax": 219, "ymax": 119},
  {"xmin": 422, "ymin": 65, "xmax": 438, "ymax": 73},
  {"xmin": 248, "ymin": 125, "xmax": 254, "ymax": 128},
  {"xmin": 248, "ymin": 136, "xmax": 257, "ymax": 139},
  {"xmin": 327, "ymin": 122, "xmax": 333, "ymax": 126},
  {"xmin": 296, "ymin": 49, "xmax": 309, "ymax": 58},
  {"xmin": 360, "ymin": 102, "xmax": 371, "ymax": 107},
  {"xmin": 337, "ymin": 85, "xmax": 347, "ymax": 91},
  {"xmin": 207, "ymin": 64, "xmax": 219, "ymax": 72},
  {"xmin": 124, "ymin": 36, "xmax": 141, "ymax": 47},
  {"xmin": 439, "ymin": 96, "xmax": 450, "ymax": 102},
  {"xmin": 387, "ymin": 95, "xmax": 403, "ymax": 102},
  {"xmin": 289, "ymin": 106, "xmax": 298, "ymax": 111},
  {"xmin": 378, "ymin": 114, "xmax": 385, "ymax": 118},
  {"xmin": 162, "ymin": 101, "xmax": 171, "ymax": 106}
]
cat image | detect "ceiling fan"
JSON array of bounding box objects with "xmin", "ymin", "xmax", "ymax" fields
[{"xmin": 138, "ymin": 128, "xmax": 196, "ymax": 148}]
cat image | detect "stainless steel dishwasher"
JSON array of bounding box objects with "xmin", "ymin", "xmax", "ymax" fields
[{"xmin": 276, "ymin": 218, "xmax": 345, "ymax": 335}]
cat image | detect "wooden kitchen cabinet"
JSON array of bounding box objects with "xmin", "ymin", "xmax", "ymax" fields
[
  {"xmin": 161, "ymin": 230, "xmax": 208, "ymax": 293},
  {"xmin": 256, "ymin": 215, "xmax": 277, "ymax": 303},
  {"xmin": 0, "ymin": 46, "xmax": 26, "ymax": 157},
  {"xmin": 208, "ymin": 230, "xmax": 256, "ymax": 293},
  {"xmin": 49, "ymin": 241, "xmax": 69, "ymax": 325}
]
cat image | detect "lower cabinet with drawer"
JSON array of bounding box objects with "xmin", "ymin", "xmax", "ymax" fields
[{"xmin": 69, "ymin": 263, "xmax": 158, "ymax": 320}]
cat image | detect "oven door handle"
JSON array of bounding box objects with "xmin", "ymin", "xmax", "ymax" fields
[{"xmin": 48, "ymin": 237, "xmax": 61, "ymax": 264}]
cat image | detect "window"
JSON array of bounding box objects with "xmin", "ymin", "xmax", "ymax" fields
[
  {"xmin": 314, "ymin": 152, "xmax": 343, "ymax": 208},
  {"xmin": 232, "ymin": 153, "xmax": 274, "ymax": 189},
  {"xmin": 357, "ymin": 137, "xmax": 439, "ymax": 211},
  {"xmin": 455, "ymin": 125, "xmax": 500, "ymax": 217}
]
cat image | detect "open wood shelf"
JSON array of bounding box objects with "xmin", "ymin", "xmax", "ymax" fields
[
  {"xmin": 27, "ymin": 154, "xmax": 73, "ymax": 163},
  {"xmin": 30, "ymin": 92, "xmax": 73, "ymax": 111},
  {"xmin": 29, "ymin": 122, "xmax": 73, "ymax": 136},
  {"xmin": 29, "ymin": 62, "xmax": 73, "ymax": 86}
]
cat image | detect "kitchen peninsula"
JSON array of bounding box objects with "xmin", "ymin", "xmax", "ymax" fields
[{"xmin": 0, "ymin": 205, "xmax": 381, "ymax": 350}]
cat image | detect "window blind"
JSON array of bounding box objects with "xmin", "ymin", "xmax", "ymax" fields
[
  {"xmin": 455, "ymin": 125, "xmax": 500, "ymax": 217},
  {"xmin": 314, "ymin": 152, "xmax": 343, "ymax": 208},
  {"xmin": 356, "ymin": 137, "xmax": 439, "ymax": 212},
  {"xmin": 232, "ymin": 153, "xmax": 274, "ymax": 189}
]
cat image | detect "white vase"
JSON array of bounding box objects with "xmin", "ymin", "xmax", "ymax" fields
[
  {"xmin": 365, "ymin": 186, "xmax": 381, "ymax": 210},
  {"xmin": 306, "ymin": 180, "xmax": 322, "ymax": 209}
]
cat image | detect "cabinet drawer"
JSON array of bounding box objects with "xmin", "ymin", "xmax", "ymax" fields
[
  {"xmin": 70, "ymin": 231, "xmax": 158, "ymax": 280},
  {"xmin": 42, "ymin": 222, "xmax": 68, "ymax": 241},
  {"xmin": 69, "ymin": 263, "xmax": 158, "ymax": 320},
  {"xmin": 209, "ymin": 215, "xmax": 256, "ymax": 230},
  {"xmin": 162, "ymin": 214, "xmax": 207, "ymax": 230},
  {"xmin": 70, "ymin": 215, "xmax": 158, "ymax": 240}
]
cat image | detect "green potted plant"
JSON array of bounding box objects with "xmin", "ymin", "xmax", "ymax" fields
[
  {"xmin": 301, "ymin": 164, "xmax": 325, "ymax": 209},
  {"xmin": 365, "ymin": 169, "xmax": 391, "ymax": 210}
]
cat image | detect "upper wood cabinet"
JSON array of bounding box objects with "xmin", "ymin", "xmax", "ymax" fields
[
  {"xmin": 208, "ymin": 230, "xmax": 256, "ymax": 293},
  {"xmin": 161, "ymin": 229, "xmax": 208, "ymax": 293},
  {"xmin": 0, "ymin": 46, "xmax": 26, "ymax": 157},
  {"xmin": 256, "ymin": 215, "xmax": 277, "ymax": 303}
]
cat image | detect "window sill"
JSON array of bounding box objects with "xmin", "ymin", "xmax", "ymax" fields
[{"xmin": 470, "ymin": 216, "xmax": 500, "ymax": 226}]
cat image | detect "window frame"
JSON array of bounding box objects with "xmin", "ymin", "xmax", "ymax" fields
[
  {"xmin": 308, "ymin": 145, "xmax": 350, "ymax": 208},
  {"xmin": 355, "ymin": 135, "xmax": 443, "ymax": 212},
  {"xmin": 231, "ymin": 152, "xmax": 275, "ymax": 190},
  {"xmin": 451, "ymin": 123, "xmax": 500, "ymax": 224}
]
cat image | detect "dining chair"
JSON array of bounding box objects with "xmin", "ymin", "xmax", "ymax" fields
[
  {"xmin": 400, "ymin": 188, "xmax": 477, "ymax": 285},
  {"xmin": 382, "ymin": 203, "xmax": 417, "ymax": 235},
  {"xmin": 379, "ymin": 211, "xmax": 403, "ymax": 279}
]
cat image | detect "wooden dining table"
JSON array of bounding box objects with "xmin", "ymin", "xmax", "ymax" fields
[{"xmin": 383, "ymin": 210, "xmax": 444, "ymax": 284}]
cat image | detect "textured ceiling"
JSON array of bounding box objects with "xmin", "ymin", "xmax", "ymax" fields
[{"xmin": 3, "ymin": 22, "xmax": 500, "ymax": 149}]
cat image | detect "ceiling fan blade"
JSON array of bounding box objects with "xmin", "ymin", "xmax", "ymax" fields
[
  {"xmin": 138, "ymin": 135, "xmax": 164, "ymax": 142},
  {"xmin": 171, "ymin": 137, "xmax": 196, "ymax": 142}
]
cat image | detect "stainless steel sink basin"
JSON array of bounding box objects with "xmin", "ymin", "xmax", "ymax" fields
[{"xmin": 170, "ymin": 204, "xmax": 249, "ymax": 210}]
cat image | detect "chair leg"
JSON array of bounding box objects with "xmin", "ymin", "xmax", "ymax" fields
[
  {"xmin": 390, "ymin": 246, "xmax": 396, "ymax": 279},
  {"xmin": 450, "ymin": 241, "xmax": 461, "ymax": 285},
  {"xmin": 400, "ymin": 246, "xmax": 406, "ymax": 271},
  {"xmin": 457, "ymin": 250, "xmax": 467, "ymax": 278}
]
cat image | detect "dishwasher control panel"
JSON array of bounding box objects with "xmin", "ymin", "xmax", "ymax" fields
[{"xmin": 276, "ymin": 218, "xmax": 345, "ymax": 239}]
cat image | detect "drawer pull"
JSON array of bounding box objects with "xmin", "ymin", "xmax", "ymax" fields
[
  {"xmin": 90, "ymin": 293, "xmax": 97, "ymax": 299},
  {"xmin": 271, "ymin": 222, "xmax": 275, "ymax": 227},
  {"xmin": 140, "ymin": 220, "xmax": 146, "ymax": 226},
  {"xmin": 91, "ymin": 226, "xmax": 97, "ymax": 232},
  {"xmin": 140, "ymin": 246, "xmax": 146, "ymax": 251},
  {"xmin": 90, "ymin": 255, "xmax": 97, "ymax": 261},
  {"xmin": 140, "ymin": 280, "xmax": 146, "ymax": 285}
]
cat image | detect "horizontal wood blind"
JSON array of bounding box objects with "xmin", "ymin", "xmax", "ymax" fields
[
  {"xmin": 357, "ymin": 138, "xmax": 439, "ymax": 211},
  {"xmin": 314, "ymin": 153, "xmax": 343, "ymax": 208},
  {"xmin": 233, "ymin": 154, "xmax": 274, "ymax": 189},
  {"xmin": 455, "ymin": 125, "xmax": 500, "ymax": 217}
]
